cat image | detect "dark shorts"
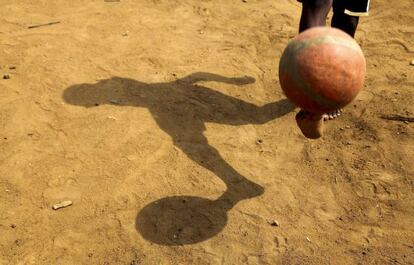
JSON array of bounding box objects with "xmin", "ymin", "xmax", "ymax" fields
[{"xmin": 333, "ymin": 0, "xmax": 371, "ymax": 16}]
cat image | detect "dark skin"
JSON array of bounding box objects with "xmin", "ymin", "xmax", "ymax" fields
[{"xmin": 295, "ymin": 0, "xmax": 360, "ymax": 139}]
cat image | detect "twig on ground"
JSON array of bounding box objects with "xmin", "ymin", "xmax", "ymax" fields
[
  {"xmin": 28, "ymin": 21, "xmax": 61, "ymax": 29},
  {"xmin": 381, "ymin": 115, "xmax": 414, "ymax": 123}
]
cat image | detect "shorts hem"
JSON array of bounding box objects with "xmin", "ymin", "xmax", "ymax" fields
[{"xmin": 344, "ymin": 9, "xmax": 370, "ymax": 17}]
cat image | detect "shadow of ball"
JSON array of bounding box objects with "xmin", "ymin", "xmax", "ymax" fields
[{"xmin": 136, "ymin": 196, "xmax": 228, "ymax": 245}]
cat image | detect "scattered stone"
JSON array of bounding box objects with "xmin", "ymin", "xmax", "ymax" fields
[
  {"xmin": 52, "ymin": 200, "xmax": 73, "ymax": 210},
  {"xmin": 306, "ymin": 236, "xmax": 311, "ymax": 242},
  {"xmin": 410, "ymin": 60, "xmax": 414, "ymax": 66},
  {"xmin": 10, "ymin": 224, "xmax": 16, "ymax": 228},
  {"xmin": 268, "ymin": 219, "xmax": 280, "ymax": 227},
  {"xmin": 345, "ymin": 125, "xmax": 351, "ymax": 129},
  {"xmin": 256, "ymin": 139, "xmax": 263, "ymax": 144},
  {"xmin": 9, "ymin": 66, "xmax": 16, "ymax": 70},
  {"xmin": 242, "ymin": 0, "xmax": 248, "ymax": 2},
  {"xmin": 110, "ymin": 99, "xmax": 121, "ymax": 104},
  {"xmin": 3, "ymin": 74, "xmax": 10, "ymax": 79}
]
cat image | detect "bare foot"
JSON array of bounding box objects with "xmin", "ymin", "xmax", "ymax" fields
[
  {"xmin": 323, "ymin": 109, "xmax": 343, "ymax": 121},
  {"xmin": 295, "ymin": 110, "xmax": 324, "ymax": 139}
]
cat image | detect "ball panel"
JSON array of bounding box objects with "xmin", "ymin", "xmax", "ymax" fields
[
  {"xmin": 280, "ymin": 70, "xmax": 331, "ymax": 113},
  {"xmin": 278, "ymin": 27, "xmax": 366, "ymax": 113},
  {"xmin": 279, "ymin": 40, "xmax": 339, "ymax": 113},
  {"xmin": 296, "ymin": 43, "xmax": 365, "ymax": 107}
]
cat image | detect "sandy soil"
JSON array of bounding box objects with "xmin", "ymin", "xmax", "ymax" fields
[{"xmin": 0, "ymin": 0, "xmax": 413, "ymax": 264}]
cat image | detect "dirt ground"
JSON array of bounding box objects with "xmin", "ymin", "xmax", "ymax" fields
[{"xmin": 0, "ymin": 0, "xmax": 413, "ymax": 264}]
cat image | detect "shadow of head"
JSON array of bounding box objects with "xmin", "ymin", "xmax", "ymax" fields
[{"xmin": 136, "ymin": 196, "xmax": 231, "ymax": 245}]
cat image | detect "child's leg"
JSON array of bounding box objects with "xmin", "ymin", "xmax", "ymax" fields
[
  {"xmin": 295, "ymin": 1, "xmax": 368, "ymax": 138},
  {"xmin": 323, "ymin": 2, "xmax": 361, "ymax": 119},
  {"xmin": 296, "ymin": 0, "xmax": 334, "ymax": 138},
  {"xmin": 299, "ymin": 0, "xmax": 333, "ymax": 32},
  {"xmin": 331, "ymin": 1, "xmax": 360, "ymax": 37}
]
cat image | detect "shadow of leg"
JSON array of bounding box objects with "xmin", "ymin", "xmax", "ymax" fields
[
  {"xmin": 136, "ymin": 134, "xmax": 263, "ymax": 245},
  {"xmin": 175, "ymin": 134, "xmax": 265, "ymax": 202}
]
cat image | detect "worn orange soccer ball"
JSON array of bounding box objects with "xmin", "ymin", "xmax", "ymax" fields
[{"xmin": 279, "ymin": 27, "xmax": 366, "ymax": 114}]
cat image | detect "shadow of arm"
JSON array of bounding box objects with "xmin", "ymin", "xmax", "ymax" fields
[
  {"xmin": 254, "ymin": 99, "xmax": 296, "ymax": 124},
  {"xmin": 211, "ymin": 98, "xmax": 296, "ymax": 126},
  {"xmin": 179, "ymin": 72, "xmax": 255, "ymax": 86},
  {"xmin": 238, "ymin": 99, "xmax": 295, "ymax": 125}
]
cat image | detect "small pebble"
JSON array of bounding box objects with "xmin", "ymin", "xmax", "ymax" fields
[
  {"xmin": 9, "ymin": 66, "xmax": 16, "ymax": 70},
  {"xmin": 268, "ymin": 219, "xmax": 280, "ymax": 227},
  {"xmin": 410, "ymin": 60, "xmax": 414, "ymax": 66},
  {"xmin": 306, "ymin": 236, "xmax": 311, "ymax": 242},
  {"xmin": 3, "ymin": 74, "xmax": 10, "ymax": 79},
  {"xmin": 345, "ymin": 125, "xmax": 351, "ymax": 129},
  {"xmin": 242, "ymin": 0, "xmax": 248, "ymax": 2},
  {"xmin": 256, "ymin": 139, "xmax": 263, "ymax": 144},
  {"xmin": 110, "ymin": 99, "xmax": 121, "ymax": 104},
  {"xmin": 52, "ymin": 200, "xmax": 73, "ymax": 210}
]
